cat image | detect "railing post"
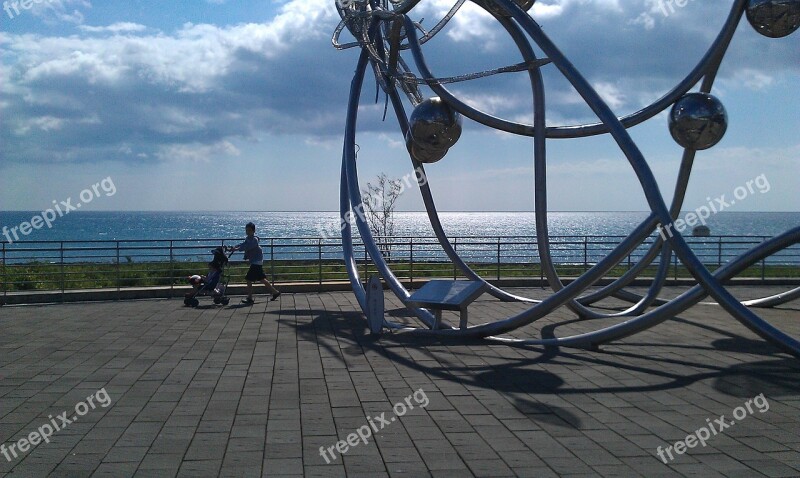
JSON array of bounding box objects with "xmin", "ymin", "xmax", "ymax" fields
[
  {"xmin": 627, "ymin": 241, "xmax": 632, "ymax": 271},
  {"xmin": 60, "ymin": 242, "xmax": 65, "ymax": 302},
  {"xmin": 717, "ymin": 237, "xmax": 723, "ymax": 267},
  {"xmin": 169, "ymin": 240, "xmax": 174, "ymax": 297},
  {"xmin": 583, "ymin": 237, "xmax": 588, "ymax": 272},
  {"xmin": 539, "ymin": 239, "xmax": 544, "ymax": 286},
  {"xmin": 2, "ymin": 242, "xmax": 6, "ymax": 301},
  {"xmin": 116, "ymin": 241, "xmax": 121, "ymax": 300},
  {"xmin": 409, "ymin": 237, "xmax": 414, "ymax": 287},
  {"xmin": 318, "ymin": 238, "xmax": 323, "ymax": 290},
  {"xmin": 673, "ymin": 252, "xmax": 678, "ymax": 281},
  {"xmin": 271, "ymin": 239, "xmax": 275, "ymax": 283},
  {"xmin": 453, "ymin": 238, "xmax": 458, "ymax": 280},
  {"xmin": 496, "ymin": 237, "xmax": 501, "ymax": 281}
]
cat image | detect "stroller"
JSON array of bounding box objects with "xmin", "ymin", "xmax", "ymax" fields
[{"xmin": 183, "ymin": 247, "xmax": 233, "ymax": 307}]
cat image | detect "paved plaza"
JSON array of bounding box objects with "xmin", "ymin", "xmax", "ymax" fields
[{"xmin": 0, "ymin": 286, "xmax": 798, "ymax": 477}]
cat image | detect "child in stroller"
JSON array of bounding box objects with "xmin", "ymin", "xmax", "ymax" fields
[{"xmin": 184, "ymin": 247, "xmax": 232, "ymax": 307}]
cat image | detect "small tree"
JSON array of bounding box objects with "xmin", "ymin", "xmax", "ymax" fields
[{"xmin": 362, "ymin": 173, "xmax": 402, "ymax": 260}]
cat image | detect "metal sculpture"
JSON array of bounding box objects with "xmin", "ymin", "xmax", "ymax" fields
[{"xmin": 333, "ymin": 0, "xmax": 800, "ymax": 356}]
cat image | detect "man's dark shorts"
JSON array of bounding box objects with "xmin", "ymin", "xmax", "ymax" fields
[{"xmin": 245, "ymin": 264, "xmax": 267, "ymax": 282}]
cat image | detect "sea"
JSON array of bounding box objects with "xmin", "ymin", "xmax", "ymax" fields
[
  {"xmin": 0, "ymin": 211, "xmax": 796, "ymax": 265},
  {"xmin": 0, "ymin": 211, "xmax": 797, "ymax": 242}
]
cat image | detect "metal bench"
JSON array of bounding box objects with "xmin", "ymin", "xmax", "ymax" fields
[{"xmin": 405, "ymin": 280, "xmax": 487, "ymax": 330}]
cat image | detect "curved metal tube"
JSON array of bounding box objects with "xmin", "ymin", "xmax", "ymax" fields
[
  {"xmin": 340, "ymin": 158, "xmax": 367, "ymax": 312},
  {"xmin": 742, "ymin": 286, "xmax": 800, "ymax": 308},
  {"xmin": 393, "ymin": 0, "xmax": 747, "ymax": 139},
  {"xmin": 407, "ymin": 229, "xmax": 800, "ymax": 357},
  {"xmin": 404, "ymin": 11, "xmax": 676, "ymax": 320},
  {"xmin": 399, "ymin": 215, "xmax": 661, "ymax": 336},
  {"xmin": 579, "ymin": 11, "xmax": 739, "ymax": 306},
  {"xmin": 576, "ymin": 21, "xmax": 733, "ymax": 309},
  {"xmin": 484, "ymin": 227, "xmax": 800, "ymax": 353},
  {"xmin": 336, "ymin": 0, "xmax": 799, "ymax": 358},
  {"xmin": 378, "ymin": 17, "xmax": 535, "ymax": 304},
  {"xmin": 497, "ymin": 0, "xmax": 800, "ymax": 357},
  {"xmin": 340, "ymin": 43, "xmax": 440, "ymax": 329},
  {"xmin": 576, "ymin": 151, "xmax": 698, "ymax": 308}
]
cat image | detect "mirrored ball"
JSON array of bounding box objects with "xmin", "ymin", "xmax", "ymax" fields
[
  {"xmin": 668, "ymin": 93, "xmax": 728, "ymax": 150},
  {"xmin": 746, "ymin": 0, "xmax": 800, "ymax": 38},
  {"xmin": 406, "ymin": 97, "xmax": 462, "ymax": 163}
]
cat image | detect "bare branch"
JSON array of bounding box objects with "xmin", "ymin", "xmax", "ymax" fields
[{"xmin": 361, "ymin": 173, "xmax": 403, "ymax": 259}]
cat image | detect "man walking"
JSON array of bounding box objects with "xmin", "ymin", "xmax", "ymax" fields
[{"xmin": 230, "ymin": 222, "xmax": 280, "ymax": 304}]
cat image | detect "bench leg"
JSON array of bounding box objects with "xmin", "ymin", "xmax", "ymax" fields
[
  {"xmin": 432, "ymin": 310, "xmax": 442, "ymax": 330},
  {"xmin": 459, "ymin": 308, "xmax": 468, "ymax": 330}
]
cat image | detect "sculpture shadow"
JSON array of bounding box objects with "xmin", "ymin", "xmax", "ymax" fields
[
  {"xmin": 271, "ymin": 307, "xmax": 799, "ymax": 427},
  {"xmin": 272, "ymin": 308, "xmax": 579, "ymax": 428}
]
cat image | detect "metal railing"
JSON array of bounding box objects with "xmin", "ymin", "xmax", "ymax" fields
[{"xmin": 1, "ymin": 235, "xmax": 798, "ymax": 298}]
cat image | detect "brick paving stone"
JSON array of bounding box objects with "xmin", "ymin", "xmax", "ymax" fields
[
  {"xmin": 102, "ymin": 446, "xmax": 148, "ymax": 463},
  {"xmin": 92, "ymin": 462, "xmax": 139, "ymax": 477},
  {"xmin": 176, "ymin": 459, "xmax": 222, "ymax": 477},
  {"xmin": 0, "ymin": 286, "xmax": 798, "ymax": 477},
  {"xmin": 263, "ymin": 457, "xmax": 304, "ymax": 476}
]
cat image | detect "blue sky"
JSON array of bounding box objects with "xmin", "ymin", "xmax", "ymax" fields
[{"xmin": 1, "ymin": 0, "xmax": 798, "ymax": 212}]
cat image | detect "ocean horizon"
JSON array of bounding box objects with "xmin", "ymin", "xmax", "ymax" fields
[{"xmin": 0, "ymin": 211, "xmax": 797, "ymax": 243}]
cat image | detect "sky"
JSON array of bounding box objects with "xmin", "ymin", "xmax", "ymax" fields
[{"xmin": 0, "ymin": 0, "xmax": 798, "ymax": 212}]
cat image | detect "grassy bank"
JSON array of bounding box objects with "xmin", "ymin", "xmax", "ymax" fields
[{"xmin": 1, "ymin": 260, "xmax": 798, "ymax": 292}]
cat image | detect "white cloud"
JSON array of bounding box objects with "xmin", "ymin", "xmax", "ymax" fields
[
  {"xmin": 13, "ymin": 115, "xmax": 64, "ymax": 134},
  {"xmin": 593, "ymin": 81, "xmax": 626, "ymax": 110},
  {"xmin": 449, "ymin": 91, "xmax": 518, "ymax": 116},
  {"xmin": 629, "ymin": 12, "xmax": 656, "ymax": 30},
  {"xmin": 155, "ymin": 140, "xmax": 241, "ymax": 163},
  {"xmin": 27, "ymin": 0, "xmax": 91, "ymax": 24},
  {"xmin": 379, "ymin": 133, "xmax": 404, "ymax": 149},
  {"xmin": 731, "ymin": 69, "xmax": 775, "ymax": 91},
  {"xmin": 8, "ymin": 0, "xmax": 337, "ymax": 92},
  {"xmin": 79, "ymin": 22, "xmax": 147, "ymax": 34},
  {"xmin": 531, "ymin": 1, "xmax": 568, "ymax": 19},
  {"xmin": 0, "ymin": 0, "xmax": 797, "ymax": 173}
]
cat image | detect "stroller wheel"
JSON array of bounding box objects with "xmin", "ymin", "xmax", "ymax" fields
[
  {"xmin": 190, "ymin": 298, "xmax": 200, "ymax": 307},
  {"xmin": 221, "ymin": 298, "xmax": 230, "ymax": 306},
  {"xmin": 183, "ymin": 298, "xmax": 191, "ymax": 306},
  {"xmin": 213, "ymin": 297, "xmax": 221, "ymax": 305}
]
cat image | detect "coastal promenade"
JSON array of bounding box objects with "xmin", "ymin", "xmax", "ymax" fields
[{"xmin": 0, "ymin": 286, "xmax": 798, "ymax": 477}]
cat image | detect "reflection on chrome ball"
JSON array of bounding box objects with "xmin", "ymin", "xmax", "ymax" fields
[
  {"xmin": 406, "ymin": 97, "xmax": 462, "ymax": 163},
  {"xmin": 668, "ymin": 93, "xmax": 728, "ymax": 150},
  {"xmin": 746, "ymin": 0, "xmax": 800, "ymax": 38},
  {"xmin": 406, "ymin": 141, "xmax": 448, "ymax": 164}
]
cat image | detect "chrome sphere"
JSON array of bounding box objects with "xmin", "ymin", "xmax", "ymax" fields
[
  {"xmin": 668, "ymin": 93, "xmax": 728, "ymax": 150},
  {"xmin": 406, "ymin": 97, "xmax": 462, "ymax": 163},
  {"xmin": 476, "ymin": 0, "xmax": 535, "ymax": 17},
  {"xmin": 405, "ymin": 140, "xmax": 449, "ymax": 164},
  {"xmin": 746, "ymin": 0, "xmax": 800, "ymax": 38}
]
